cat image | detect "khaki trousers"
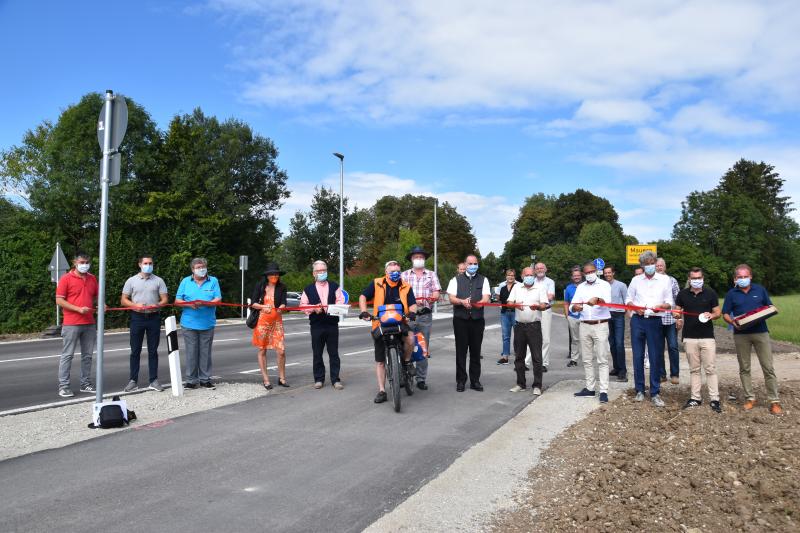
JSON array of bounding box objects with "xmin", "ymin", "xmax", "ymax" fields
[
  {"xmin": 683, "ymin": 338, "xmax": 719, "ymax": 402},
  {"xmin": 733, "ymin": 332, "xmax": 779, "ymax": 403},
  {"xmin": 579, "ymin": 321, "xmax": 610, "ymax": 394}
]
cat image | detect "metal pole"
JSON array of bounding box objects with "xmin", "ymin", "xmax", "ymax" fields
[
  {"xmin": 241, "ymin": 269, "xmax": 245, "ymax": 319},
  {"xmin": 433, "ymin": 198, "xmax": 438, "ymax": 314},
  {"xmin": 95, "ymin": 90, "xmax": 114, "ymax": 404},
  {"xmin": 333, "ymin": 153, "xmax": 345, "ymax": 292},
  {"xmin": 55, "ymin": 242, "xmax": 61, "ymax": 327}
]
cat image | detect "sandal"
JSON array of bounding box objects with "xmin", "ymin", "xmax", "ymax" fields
[
  {"xmin": 263, "ymin": 382, "xmax": 273, "ymax": 390},
  {"xmin": 278, "ymin": 379, "xmax": 290, "ymax": 388}
]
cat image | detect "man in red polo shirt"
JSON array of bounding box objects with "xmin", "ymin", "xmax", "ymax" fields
[{"xmin": 55, "ymin": 251, "xmax": 99, "ymax": 397}]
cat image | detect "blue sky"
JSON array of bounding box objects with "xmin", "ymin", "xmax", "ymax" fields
[{"xmin": 2, "ymin": 0, "xmax": 799, "ymax": 255}]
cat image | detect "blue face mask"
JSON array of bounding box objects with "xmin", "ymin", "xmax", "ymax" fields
[
  {"xmin": 466, "ymin": 264, "xmax": 479, "ymax": 275},
  {"xmin": 736, "ymin": 277, "xmax": 751, "ymax": 288},
  {"xmin": 140, "ymin": 264, "xmax": 153, "ymax": 274},
  {"xmin": 644, "ymin": 265, "xmax": 656, "ymax": 276},
  {"xmin": 523, "ymin": 275, "xmax": 535, "ymax": 286},
  {"xmin": 316, "ymin": 272, "xmax": 328, "ymax": 282},
  {"xmin": 388, "ymin": 271, "xmax": 401, "ymax": 282}
]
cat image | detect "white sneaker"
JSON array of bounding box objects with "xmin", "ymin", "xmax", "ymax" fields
[
  {"xmin": 509, "ymin": 385, "xmax": 525, "ymax": 392},
  {"xmin": 124, "ymin": 380, "xmax": 138, "ymax": 392},
  {"xmin": 635, "ymin": 392, "xmax": 645, "ymax": 402},
  {"xmin": 652, "ymin": 395, "xmax": 665, "ymax": 407},
  {"xmin": 532, "ymin": 387, "xmax": 542, "ymax": 396},
  {"xmin": 58, "ymin": 387, "xmax": 74, "ymax": 398},
  {"xmin": 148, "ymin": 380, "xmax": 164, "ymax": 392}
]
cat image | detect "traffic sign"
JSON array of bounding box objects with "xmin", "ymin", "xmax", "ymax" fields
[
  {"xmin": 341, "ymin": 289, "xmax": 350, "ymax": 304},
  {"xmin": 593, "ymin": 258, "xmax": 605, "ymax": 272},
  {"xmin": 239, "ymin": 255, "xmax": 248, "ymax": 270},
  {"xmin": 97, "ymin": 95, "xmax": 128, "ymax": 151},
  {"xmin": 626, "ymin": 244, "xmax": 658, "ymax": 265},
  {"xmin": 48, "ymin": 242, "xmax": 69, "ymax": 283}
]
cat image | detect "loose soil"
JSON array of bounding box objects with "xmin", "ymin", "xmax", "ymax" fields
[{"xmin": 492, "ymin": 376, "xmax": 800, "ymax": 532}]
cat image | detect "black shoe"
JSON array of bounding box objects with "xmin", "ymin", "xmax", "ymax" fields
[
  {"xmin": 567, "ymin": 361, "xmax": 578, "ymax": 367},
  {"xmin": 710, "ymin": 400, "xmax": 722, "ymax": 413},
  {"xmin": 404, "ymin": 362, "xmax": 417, "ymax": 377},
  {"xmin": 456, "ymin": 383, "xmax": 465, "ymax": 392},
  {"xmin": 200, "ymin": 381, "xmax": 215, "ymax": 389},
  {"xmin": 542, "ymin": 366, "xmax": 548, "ymax": 373},
  {"xmin": 659, "ymin": 375, "xmax": 667, "ymax": 383},
  {"xmin": 374, "ymin": 391, "xmax": 387, "ymax": 403},
  {"xmin": 263, "ymin": 383, "xmax": 273, "ymax": 390},
  {"xmin": 683, "ymin": 398, "xmax": 702, "ymax": 409},
  {"xmin": 497, "ymin": 357, "xmax": 510, "ymax": 365},
  {"xmin": 616, "ymin": 373, "xmax": 628, "ymax": 382},
  {"xmin": 470, "ymin": 382, "xmax": 484, "ymax": 392},
  {"xmin": 417, "ymin": 381, "xmax": 428, "ymax": 390},
  {"xmin": 184, "ymin": 382, "xmax": 199, "ymax": 389},
  {"xmin": 609, "ymin": 369, "xmax": 619, "ymax": 376},
  {"xmin": 599, "ymin": 392, "xmax": 609, "ymax": 403},
  {"xmin": 278, "ymin": 379, "xmax": 290, "ymax": 388},
  {"xmin": 574, "ymin": 388, "xmax": 596, "ymax": 397}
]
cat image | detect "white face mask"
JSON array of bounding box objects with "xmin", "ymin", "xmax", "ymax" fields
[
  {"xmin": 76, "ymin": 263, "xmax": 91, "ymax": 274},
  {"xmin": 585, "ymin": 273, "xmax": 597, "ymax": 283},
  {"xmin": 690, "ymin": 279, "xmax": 704, "ymax": 289},
  {"xmin": 412, "ymin": 258, "xmax": 425, "ymax": 269},
  {"xmin": 194, "ymin": 267, "xmax": 207, "ymax": 277}
]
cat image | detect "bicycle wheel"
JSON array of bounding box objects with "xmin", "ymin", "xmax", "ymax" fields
[{"xmin": 387, "ymin": 344, "xmax": 402, "ymax": 412}]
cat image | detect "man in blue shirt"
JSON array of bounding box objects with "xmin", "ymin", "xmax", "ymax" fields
[
  {"xmin": 562, "ymin": 267, "xmax": 582, "ymax": 368},
  {"xmin": 722, "ymin": 263, "xmax": 781, "ymax": 415},
  {"xmin": 175, "ymin": 257, "xmax": 222, "ymax": 389}
]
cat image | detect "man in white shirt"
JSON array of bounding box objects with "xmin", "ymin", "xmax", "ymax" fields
[
  {"xmin": 527, "ymin": 262, "xmax": 555, "ymax": 371},
  {"xmin": 507, "ymin": 267, "xmax": 550, "ymax": 395},
  {"xmin": 626, "ymin": 250, "xmax": 674, "ymax": 407},
  {"xmin": 570, "ymin": 262, "xmax": 613, "ymax": 403}
]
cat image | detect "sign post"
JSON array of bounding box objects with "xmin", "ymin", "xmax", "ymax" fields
[
  {"xmin": 94, "ymin": 90, "xmax": 128, "ymax": 406},
  {"xmin": 48, "ymin": 242, "xmax": 69, "ymax": 327},
  {"xmin": 626, "ymin": 244, "xmax": 658, "ymax": 265},
  {"xmin": 239, "ymin": 255, "xmax": 248, "ymax": 319}
]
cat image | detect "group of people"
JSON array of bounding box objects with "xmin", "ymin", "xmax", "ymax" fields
[{"xmin": 55, "ymin": 247, "xmax": 783, "ymax": 415}]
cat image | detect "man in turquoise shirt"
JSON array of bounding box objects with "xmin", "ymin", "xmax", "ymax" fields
[{"xmin": 175, "ymin": 257, "xmax": 222, "ymax": 388}]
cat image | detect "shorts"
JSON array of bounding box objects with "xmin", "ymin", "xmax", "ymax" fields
[{"xmin": 371, "ymin": 322, "xmax": 409, "ymax": 363}]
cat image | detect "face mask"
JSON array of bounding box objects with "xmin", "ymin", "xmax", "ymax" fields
[
  {"xmin": 194, "ymin": 268, "xmax": 207, "ymax": 277},
  {"xmin": 388, "ymin": 271, "xmax": 401, "ymax": 282},
  {"xmin": 76, "ymin": 263, "xmax": 91, "ymax": 274},
  {"xmin": 690, "ymin": 279, "xmax": 704, "ymax": 289},
  {"xmin": 736, "ymin": 277, "xmax": 751, "ymax": 288},
  {"xmin": 268, "ymin": 275, "xmax": 280, "ymax": 284},
  {"xmin": 644, "ymin": 265, "xmax": 656, "ymax": 276},
  {"xmin": 316, "ymin": 272, "xmax": 328, "ymax": 282},
  {"xmin": 412, "ymin": 258, "xmax": 425, "ymax": 269},
  {"xmin": 466, "ymin": 264, "xmax": 479, "ymax": 275},
  {"xmin": 585, "ymin": 273, "xmax": 597, "ymax": 283},
  {"xmin": 536, "ymin": 272, "xmax": 545, "ymax": 279},
  {"xmin": 523, "ymin": 275, "xmax": 535, "ymax": 286},
  {"xmin": 140, "ymin": 264, "xmax": 153, "ymax": 274}
]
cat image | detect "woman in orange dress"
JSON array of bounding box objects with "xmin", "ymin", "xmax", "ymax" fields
[{"xmin": 251, "ymin": 263, "xmax": 288, "ymax": 390}]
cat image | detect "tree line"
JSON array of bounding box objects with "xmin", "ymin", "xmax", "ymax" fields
[{"xmin": 1, "ymin": 92, "xmax": 797, "ymax": 333}]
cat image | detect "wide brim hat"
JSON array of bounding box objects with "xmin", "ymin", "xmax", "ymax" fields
[
  {"xmin": 263, "ymin": 262, "xmax": 286, "ymax": 275},
  {"xmin": 406, "ymin": 246, "xmax": 430, "ymax": 261}
]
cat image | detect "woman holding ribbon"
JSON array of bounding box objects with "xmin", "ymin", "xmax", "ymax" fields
[{"xmin": 251, "ymin": 263, "xmax": 288, "ymax": 389}]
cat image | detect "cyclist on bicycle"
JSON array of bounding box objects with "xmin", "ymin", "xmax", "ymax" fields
[{"xmin": 359, "ymin": 260, "xmax": 418, "ymax": 404}]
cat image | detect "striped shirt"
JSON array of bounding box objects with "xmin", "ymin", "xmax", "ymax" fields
[{"xmin": 401, "ymin": 268, "xmax": 441, "ymax": 309}]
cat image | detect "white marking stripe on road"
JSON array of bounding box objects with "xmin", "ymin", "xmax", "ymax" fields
[
  {"xmin": 238, "ymin": 362, "xmax": 303, "ymax": 374},
  {"xmin": 0, "ymin": 347, "xmax": 130, "ymax": 364},
  {"xmin": 343, "ymin": 348, "xmax": 374, "ymax": 356}
]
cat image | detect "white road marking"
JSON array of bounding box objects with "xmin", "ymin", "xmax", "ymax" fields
[
  {"xmin": 239, "ymin": 362, "xmax": 303, "ymax": 374},
  {"xmin": 343, "ymin": 348, "xmax": 375, "ymax": 356}
]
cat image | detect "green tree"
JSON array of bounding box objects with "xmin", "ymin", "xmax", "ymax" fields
[{"xmin": 673, "ymin": 159, "xmax": 799, "ymax": 293}]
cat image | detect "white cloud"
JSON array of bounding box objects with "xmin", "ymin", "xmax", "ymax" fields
[
  {"xmin": 667, "ymin": 102, "xmax": 770, "ymax": 137},
  {"xmin": 276, "ymin": 171, "xmax": 518, "ymax": 255}
]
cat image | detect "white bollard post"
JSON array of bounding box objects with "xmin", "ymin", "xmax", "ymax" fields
[{"xmin": 165, "ymin": 316, "xmax": 183, "ymax": 397}]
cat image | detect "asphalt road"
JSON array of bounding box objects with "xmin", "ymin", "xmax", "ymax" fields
[{"xmin": 0, "ymin": 308, "xmax": 582, "ymax": 533}]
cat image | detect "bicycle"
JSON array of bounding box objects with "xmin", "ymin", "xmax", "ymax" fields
[{"xmin": 372, "ymin": 304, "xmax": 415, "ymax": 412}]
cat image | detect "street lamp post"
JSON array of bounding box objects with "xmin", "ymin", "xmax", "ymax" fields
[
  {"xmin": 433, "ymin": 198, "xmax": 438, "ymax": 314},
  {"xmin": 333, "ymin": 152, "xmax": 345, "ymax": 292}
]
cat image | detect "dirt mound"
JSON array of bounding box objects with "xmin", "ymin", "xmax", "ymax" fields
[{"xmin": 493, "ymin": 382, "xmax": 800, "ymax": 532}]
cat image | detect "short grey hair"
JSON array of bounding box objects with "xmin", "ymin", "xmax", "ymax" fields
[
  {"xmin": 639, "ymin": 251, "xmax": 657, "ymax": 265},
  {"xmin": 384, "ymin": 260, "xmax": 400, "ymax": 271},
  {"xmin": 190, "ymin": 257, "xmax": 207, "ymax": 268},
  {"xmin": 312, "ymin": 260, "xmax": 327, "ymax": 272},
  {"xmin": 656, "ymin": 257, "xmax": 666, "ymax": 266}
]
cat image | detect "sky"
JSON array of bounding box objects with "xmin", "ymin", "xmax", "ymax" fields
[{"xmin": 1, "ymin": 0, "xmax": 799, "ymax": 256}]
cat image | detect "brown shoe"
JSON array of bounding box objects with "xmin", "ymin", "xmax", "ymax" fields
[
  {"xmin": 769, "ymin": 402, "xmax": 783, "ymax": 415},
  {"xmin": 743, "ymin": 399, "xmax": 756, "ymax": 411},
  {"xmin": 314, "ymin": 382, "xmax": 323, "ymax": 389},
  {"xmin": 670, "ymin": 376, "xmax": 680, "ymax": 385},
  {"xmin": 333, "ymin": 382, "xmax": 344, "ymax": 390}
]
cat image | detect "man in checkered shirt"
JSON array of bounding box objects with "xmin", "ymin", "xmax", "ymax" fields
[
  {"xmin": 401, "ymin": 246, "xmax": 441, "ymax": 391},
  {"xmin": 657, "ymin": 257, "xmax": 681, "ymax": 385}
]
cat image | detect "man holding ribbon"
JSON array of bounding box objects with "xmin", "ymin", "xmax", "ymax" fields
[
  {"xmin": 175, "ymin": 257, "xmax": 222, "ymax": 389},
  {"xmin": 530, "ymin": 262, "xmax": 556, "ymax": 372},
  {"xmin": 121, "ymin": 254, "xmax": 168, "ymax": 392},
  {"xmin": 673, "ymin": 267, "xmax": 721, "ymax": 412},
  {"xmin": 301, "ymin": 260, "xmax": 346, "ymax": 390},
  {"xmin": 626, "ymin": 250, "xmax": 674, "ymax": 407},
  {"xmin": 401, "ymin": 246, "xmax": 441, "ymax": 391},
  {"xmin": 448, "ymin": 254, "xmax": 491, "ymax": 391},
  {"xmin": 507, "ymin": 266, "xmax": 549, "ymax": 395}
]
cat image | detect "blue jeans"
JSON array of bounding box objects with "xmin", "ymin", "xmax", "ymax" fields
[
  {"xmin": 660, "ymin": 323, "xmax": 680, "ymax": 378},
  {"xmin": 129, "ymin": 312, "xmax": 161, "ymax": 383},
  {"xmin": 630, "ymin": 315, "xmax": 664, "ymax": 396},
  {"xmin": 608, "ymin": 312, "xmax": 626, "ymax": 375},
  {"xmin": 500, "ymin": 311, "xmax": 515, "ymax": 356}
]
